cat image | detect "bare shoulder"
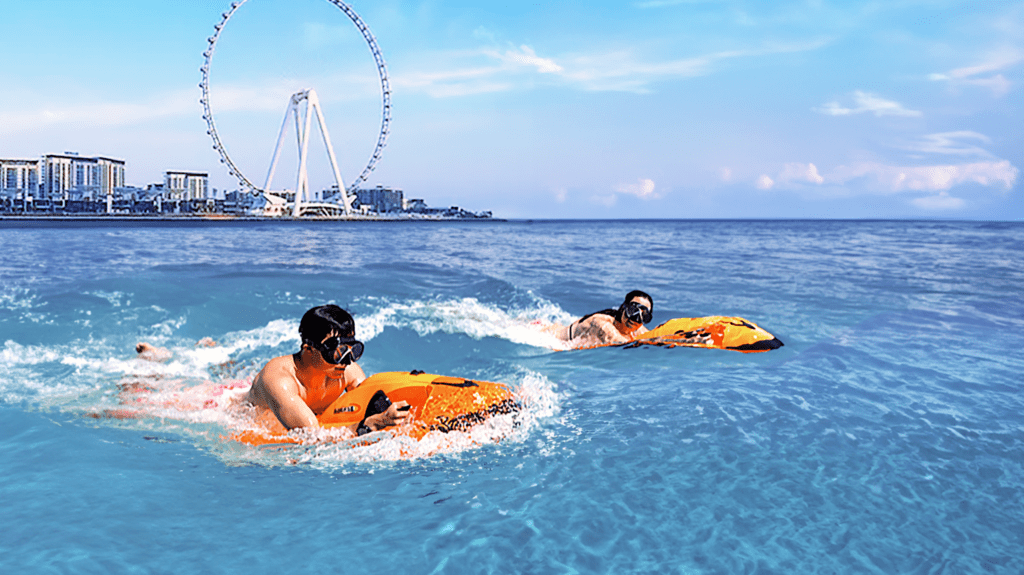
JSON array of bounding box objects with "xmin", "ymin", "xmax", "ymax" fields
[
  {"xmin": 570, "ymin": 314, "xmax": 622, "ymax": 346},
  {"xmin": 596, "ymin": 317, "xmax": 630, "ymax": 342},
  {"xmin": 248, "ymin": 354, "xmax": 299, "ymax": 404},
  {"xmin": 587, "ymin": 314, "xmax": 618, "ymax": 335},
  {"xmin": 578, "ymin": 313, "xmax": 612, "ymax": 330}
]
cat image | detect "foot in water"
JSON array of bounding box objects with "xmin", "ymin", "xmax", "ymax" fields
[
  {"xmin": 135, "ymin": 338, "xmax": 218, "ymax": 362},
  {"xmin": 135, "ymin": 342, "xmax": 172, "ymax": 362}
]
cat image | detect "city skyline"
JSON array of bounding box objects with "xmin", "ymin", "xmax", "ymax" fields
[{"xmin": 1, "ymin": 0, "xmax": 1021, "ymax": 219}]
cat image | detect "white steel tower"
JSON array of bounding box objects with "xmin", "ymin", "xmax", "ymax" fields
[{"xmin": 263, "ymin": 89, "xmax": 353, "ymax": 217}]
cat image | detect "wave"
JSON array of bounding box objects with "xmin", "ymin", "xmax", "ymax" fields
[
  {"xmin": 353, "ymin": 295, "xmax": 574, "ymax": 350},
  {"xmin": 1, "ymin": 296, "xmax": 568, "ymax": 467},
  {"xmin": 1, "ymin": 295, "xmax": 570, "ymax": 406}
]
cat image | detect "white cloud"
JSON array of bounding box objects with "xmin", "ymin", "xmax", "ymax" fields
[
  {"xmin": 561, "ymin": 40, "xmax": 827, "ymax": 93},
  {"xmin": 815, "ymin": 91, "xmax": 921, "ymax": 117},
  {"xmin": 553, "ymin": 187, "xmax": 568, "ymax": 202},
  {"xmin": 590, "ymin": 193, "xmax": 618, "ymax": 207},
  {"xmin": 614, "ymin": 178, "xmax": 658, "ymax": 199},
  {"xmin": 0, "ymin": 91, "xmax": 197, "ymax": 136},
  {"xmin": 902, "ymin": 131, "xmax": 995, "ymax": 157},
  {"xmin": 395, "ymin": 39, "xmax": 828, "ymax": 97},
  {"xmin": 391, "ymin": 64, "xmax": 513, "ymax": 97},
  {"xmin": 490, "ymin": 45, "xmax": 564, "ymax": 74},
  {"xmin": 393, "ymin": 45, "xmax": 559, "ymax": 97},
  {"xmin": 911, "ymin": 192, "xmax": 966, "ymax": 211},
  {"xmin": 719, "ymin": 167, "xmax": 733, "ymax": 182},
  {"xmin": 929, "ymin": 50, "xmax": 1023, "ymax": 97},
  {"xmin": 779, "ymin": 162, "xmax": 824, "ymax": 184},
  {"xmin": 0, "ymin": 71, "xmax": 388, "ymax": 138},
  {"xmin": 756, "ymin": 175, "xmax": 774, "ymax": 190},
  {"xmin": 831, "ymin": 160, "xmax": 1018, "ymax": 193}
]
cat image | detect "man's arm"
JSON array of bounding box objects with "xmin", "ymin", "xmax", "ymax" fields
[{"xmin": 254, "ymin": 361, "xmax": 319, "ymax": 430}]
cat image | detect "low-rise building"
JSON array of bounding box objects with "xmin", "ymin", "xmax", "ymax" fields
[
  {"xmin": 354, "ymin": 184, "xmax": 403, "ymax": 213},
  {"xmin": 404, "ymin": 198, "xmax": 428, "ymax": 212},
  {"xmin": 41, "ymin": 153, "xmax": 125, "ymax": 204},
  {"xmin": 164, "ymin": 171, "xmax": 209, "ymax": 200},
  {"xmin": 0, "ymin": 158, "xmax": 40, "ymax": 198}
]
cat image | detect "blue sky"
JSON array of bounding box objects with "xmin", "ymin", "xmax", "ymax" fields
[{"xmin": 1, "ymin": 0, "xmax": 1021, "ymax": 219}]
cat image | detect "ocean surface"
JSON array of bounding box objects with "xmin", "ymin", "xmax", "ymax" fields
[{"xmin": 1, "ymin": 219, "xmax": 1022, "ymax": 574}]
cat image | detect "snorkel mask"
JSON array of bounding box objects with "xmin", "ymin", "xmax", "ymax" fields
[
  {"xmin": 621, "ymin": 300, "xmax": 653, "ymax": 325},
  {"xmin": 306, "ymin": 335, "xmax": 364, "ymax": 365}
]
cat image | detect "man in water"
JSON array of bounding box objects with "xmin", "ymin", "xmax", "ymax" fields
[
  {"xmin": 127, "ymin": 306, "xmax": 406, "ymax": 434},
  {"xmin": 553, "ymin": 290, "xmax": 655, "ymax": 348},
  {"xmin": 245, "ymin": 304, "xmax": 410, "ymax": 435}
]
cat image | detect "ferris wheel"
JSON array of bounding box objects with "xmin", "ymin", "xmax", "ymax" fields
[{"xmin": 199, "ymin": 0, "xmax": 392, "ymax": 198}]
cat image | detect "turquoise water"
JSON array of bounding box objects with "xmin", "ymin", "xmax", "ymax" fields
[{"xmin": 1, "ymin": 220, "xmax": 1022, "ymax": 573}]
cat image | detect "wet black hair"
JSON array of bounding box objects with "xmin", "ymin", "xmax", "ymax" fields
[
  {"xmin": 618, "ymin": 290, "xmax": 653, "ymax": 322},
  {"xmin": 298, "ymin": 304, "xmax": 355, "ymax": 348},
  {"xmin": 622, "ymin": 290, "xmax": 653, "ymax": 310},
  {"xmin": 576, "ymin": 290, "xmax": 655, "ymax": 326}
]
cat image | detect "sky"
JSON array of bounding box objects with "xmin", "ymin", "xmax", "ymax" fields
[{"xmin": 1, "ymin": 0, "xmax": 1021, "ymax": 219}]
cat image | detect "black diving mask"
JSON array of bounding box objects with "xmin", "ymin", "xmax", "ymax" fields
[
  {"xmin": 622, "ymin": 301, "xmax": 652, "ymax": 325},
  {"xmin": 307, "ymin": 336, "xmax": 364, "ymax": 365}
]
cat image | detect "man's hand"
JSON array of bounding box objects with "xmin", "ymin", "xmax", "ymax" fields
[{"xmin": 365, "ymin": 401, "xmax": 412, "ymax": 431}]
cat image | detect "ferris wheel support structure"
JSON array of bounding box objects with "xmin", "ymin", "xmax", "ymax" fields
[
  {"xmin": 263, "ymin": 90, "xmax": 353, "ymax": 216},
  {"xmin": 199, "ymin": 0, "xmax": 392, "ymax": 213}
]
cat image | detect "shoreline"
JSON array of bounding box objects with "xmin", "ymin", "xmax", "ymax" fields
[{"xmin": 0, "ymin": 214, "xmax": 504, "ymax": 223}]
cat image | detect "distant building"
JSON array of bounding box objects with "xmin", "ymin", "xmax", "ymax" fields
[
  {"xmin": 2, "ymin": 150, "xmax": 493, "ymax": 218},
  {"xmin": 354, "ymin": 185, "xmax": 403, "ymax": 213},
  {"xmin": 41, "ymin": 153, "xmax": 125, "ymax": 203},
  {"xmin": 0, "ymin": 158, "xmax": 40, "ymax": 197},
  {"xmin": 164, "ymin": 171, "xmax": 209, "ymax": 200},
  {"xmin": 404, "ymin": 198, "xmax": 428, "ymax": 213}
]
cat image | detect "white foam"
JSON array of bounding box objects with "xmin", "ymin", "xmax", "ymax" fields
[
  {"xmin": 1, "ymin": 340, "xmax": 63, "ymax": 367},
  {"xmin": 192, "ymin": 367, "xmax": 561, "ymax": 467},
  {"xmin": 354, "ymin": 296, "xmax": 575, "ymax": 349},
  {"xmin": 287, "ymin": 368, "xmax": 563, "ymax": 466},
  {"xmin": 86, "ymin": 290, "xmax": 130, "ymax": 308},
  {"xmin": 5, "ymin": 344, "xmax": 563, "ymax": 468},
  {"xmin": 0, "ymin": 287, "xmax": 40, "ymax": 311},
  {"xmin": 3, "ymin": 298, "xmax": 569, "ymax": 467}
]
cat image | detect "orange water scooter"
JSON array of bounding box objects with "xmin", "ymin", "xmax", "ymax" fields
[{"xmin": 232, "ymin": 370, "xmax": 519, "ymax": 446}]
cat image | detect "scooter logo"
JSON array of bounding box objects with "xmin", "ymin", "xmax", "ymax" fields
[{"xmin": 333, "ymin": 404, "xmax": 359, "ymax": 414}]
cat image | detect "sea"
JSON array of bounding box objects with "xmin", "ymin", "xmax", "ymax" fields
[{"xmin": 1, "ymin": 219, "xmax": 1022, "ymax": 574}]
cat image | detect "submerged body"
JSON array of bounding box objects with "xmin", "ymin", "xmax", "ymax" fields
[
  {"xmin": 133, "ymin": 305, "xmax": 411, "ymax": 437},
  {"xmin": 547, "ymin": 290, "xmax": 655, "ymax": 348},
  {"xmin": 244, "ymin": 305, "xmax": 408, "ymax": 436}
]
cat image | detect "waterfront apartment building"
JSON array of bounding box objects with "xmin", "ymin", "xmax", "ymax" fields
[
  {"xmin": 0, "ymin": 158, "xmax": 40, "ymax": 197},
  {"xmin": 354, "ymin": 185, "xmax": 404, "ymax": 213},
  {"xmin": 41, "ymin": 153, "xmax": 125, "ymax": 201},
  {"xmin": 164, "ymin": 171, "xmax": 209, "ymax": 200}
]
